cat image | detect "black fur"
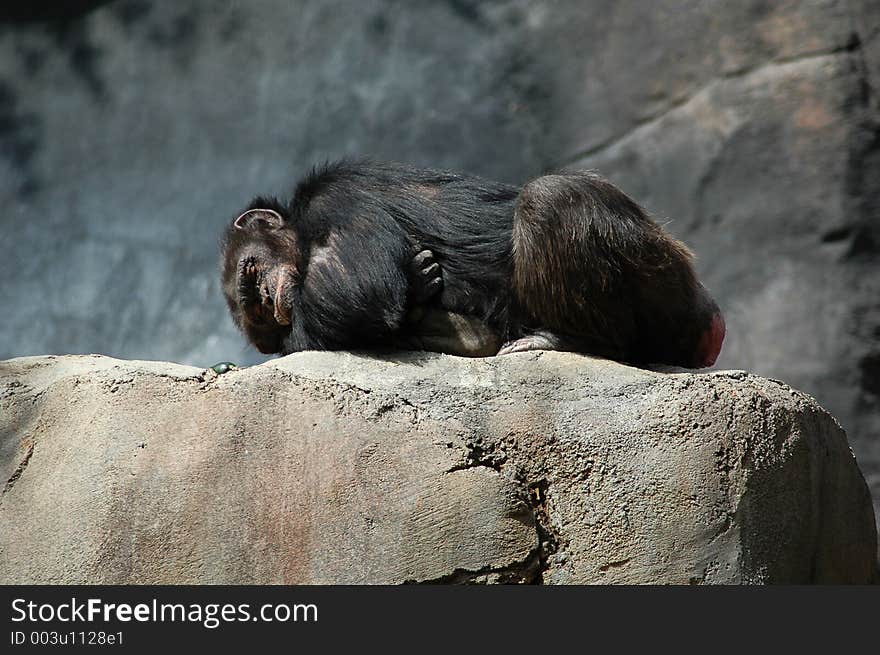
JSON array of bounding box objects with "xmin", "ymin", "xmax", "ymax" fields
[
  {"xmin": 222, "ymin": 160, "xmax": 518, "ymax": 353},
  {"xmin": 221, "ymin": 159, "xmax": 723, "ymax": 367}
]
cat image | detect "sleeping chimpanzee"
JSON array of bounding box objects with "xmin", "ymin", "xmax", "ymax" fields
[{"xmin": 220, "ymin": 160, "xmax": 725, "ymax": 368}]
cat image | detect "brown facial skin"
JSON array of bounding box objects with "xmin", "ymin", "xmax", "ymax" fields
[
  {"xmin": 221, "ymin": 209, "xmax": 301, "ymax": 354},
  {"xmin": 242, "ymin": 259, "xmax": 296, "ymax": 327}
]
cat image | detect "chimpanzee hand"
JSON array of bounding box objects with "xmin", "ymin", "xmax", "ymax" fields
[
  {"xmin": 402, "ymin": 249, "xmax": 500, "ymax": 355},
  {"xmin": 408, "ymin": 249, "xmax": 443, "ymax": 304}
]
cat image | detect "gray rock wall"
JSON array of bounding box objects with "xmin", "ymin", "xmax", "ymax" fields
[
  {"xmin": 0, "ymin": 353, "xmax": 876, "ymax": 584},
  {"xmin": 1, "ymin": 1, "xmax": 878, "ymax": 524}
]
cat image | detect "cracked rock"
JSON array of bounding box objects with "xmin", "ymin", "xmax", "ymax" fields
[{"xmin": 0, "ymin": 351, "xmax": 876, "ymax": 584}]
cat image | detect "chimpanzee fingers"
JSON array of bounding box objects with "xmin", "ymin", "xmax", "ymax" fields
[
  {"xmin": 497, "ymin": 340, "xmax": 529, "ymax": 355},
  {"xmin": 420, "ymin": 262, "xmax": 441, "ymax": 288},
  {"xmin": 424, "ymin": 276, "xmax": 442, "ymax": 294},
  {"xmin": 412, "ymin": 249, "xmax": 435, "ymax": 269},
  {"xmin": 497, "ymin": 333, "xmax": 561, "ymax": 355},
  {"xmin": 409, "ymin": 249, "xmax": 443, "ymax": 303}
]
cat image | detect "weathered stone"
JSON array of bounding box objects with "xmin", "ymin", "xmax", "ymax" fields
[
  {"xmin": 1, "ymin": 0, "xmax": 879, "ymax": 557},
  {"xmin": 1, "ymin": 352, "xmax": 875, "ymax": 584}
]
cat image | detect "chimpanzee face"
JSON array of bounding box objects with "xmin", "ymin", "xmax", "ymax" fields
[{"xmin": 221, "ymin": 209, "xmax": 300, "ymax": 354}]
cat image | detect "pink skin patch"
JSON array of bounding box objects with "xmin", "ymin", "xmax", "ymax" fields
[
  {"xmin": 695, "ymin": 313, "xmax": 726, "ymax": 368},
  {"xmin": 271, "ymin": 265, "xmax": 297, "ymax": 326}
]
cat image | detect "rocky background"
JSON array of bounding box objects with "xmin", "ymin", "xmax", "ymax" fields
[{"xmin": 0, "ymin": 1, "xmax": 878, "ymax": 520}]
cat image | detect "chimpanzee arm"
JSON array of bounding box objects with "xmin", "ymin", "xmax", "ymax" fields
[
  {"xmin": 396, "ymin": 308, "xmax": 502, "ymax": 357},
  {"xmin": 287, "ymin": 220, "xmax": 421, "ymax": 351}
]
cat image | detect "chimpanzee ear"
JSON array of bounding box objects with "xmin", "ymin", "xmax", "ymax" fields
[{"xmin": 233, "ymin": 208, "xmax": 284, "ymax": 231}]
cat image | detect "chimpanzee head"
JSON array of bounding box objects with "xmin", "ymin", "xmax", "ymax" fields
[{"xmin": 220, "ymin": 202, "xmax": 300, "ymax": 354}]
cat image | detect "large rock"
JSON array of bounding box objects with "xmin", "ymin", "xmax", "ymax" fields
[{"xmin": 0, "ymin": 352, "xmax": 875, "ymax": 584}]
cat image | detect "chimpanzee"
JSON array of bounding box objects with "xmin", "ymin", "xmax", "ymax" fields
[{"xmin": 220, "ymin": 160, "xmax": 725, "ymax": 368}]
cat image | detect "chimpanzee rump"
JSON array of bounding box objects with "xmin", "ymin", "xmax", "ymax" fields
[{"xmin": 220, "ymin": 160, "xmax": 725, "ymax": 367}]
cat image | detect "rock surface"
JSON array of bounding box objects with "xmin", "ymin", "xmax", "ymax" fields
[{"xmin": 0, "ymin": 352, "xmax": 875, "ymax": 584}]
